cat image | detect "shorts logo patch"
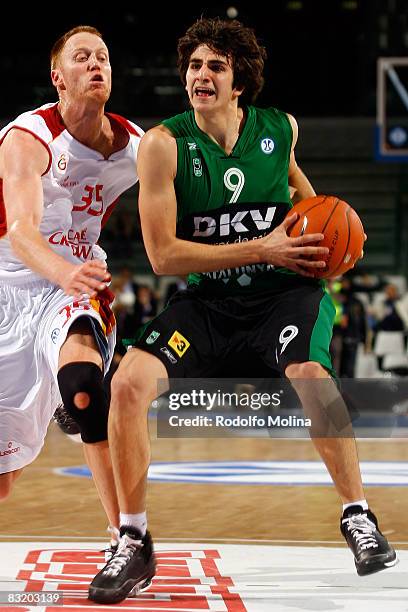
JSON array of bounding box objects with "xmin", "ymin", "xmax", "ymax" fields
[
  {"xmin": 51, "ymin": 328, "xmax": 60, "ymax": 344},
  {"xmin": 0, "ymin": 442, "xmax": 20, "ymax": 457},
  {"xmin": 168, "ymin": 331, "xmax": 190, "ymax": 357},
  {"xmin": 146, "ymin": 330, "xmax": 160, "ymax": 345},
  {"xmin": 160, "ymin": 346, "xmax": 177, "ymax": 364}
]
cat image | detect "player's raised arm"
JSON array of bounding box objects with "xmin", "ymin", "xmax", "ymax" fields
[
  {"xmin": 1, "ymin": 129, "xmax": 109, "ymax": 297},
  {"xmin": 138, "ymin": 127, "xmax": 328, "ymax": 276}
]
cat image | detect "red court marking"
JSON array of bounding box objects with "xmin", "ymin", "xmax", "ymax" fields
[{"xmin": 13, "ymin": 547, "xmax": 246, "ymax": 611}]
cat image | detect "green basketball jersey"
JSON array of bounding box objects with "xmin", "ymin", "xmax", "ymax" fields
[{"xmin": 162, "ymin": 105, "xmax": 315, "ymax": 295}]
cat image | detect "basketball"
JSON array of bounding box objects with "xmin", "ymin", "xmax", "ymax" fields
[{"xmin": 287, "ymin": 195, "xmax": 365, "ymax": 279}]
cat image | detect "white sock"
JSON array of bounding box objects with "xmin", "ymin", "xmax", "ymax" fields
[
  {"xmin": 342, "ymin": 499, "xmax": 368, "ymax": 513},
  {"xmin": 108, "ymin": 525, "xmax": 120, "ymax": 546},
  {"xmin": 120, "ymin": 512, "xmax": 147, "ymax": 537}
]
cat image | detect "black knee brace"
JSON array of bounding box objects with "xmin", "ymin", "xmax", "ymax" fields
[{"xmin": 57, "ymin": 362, "xmax": 109, "ymax": 443}]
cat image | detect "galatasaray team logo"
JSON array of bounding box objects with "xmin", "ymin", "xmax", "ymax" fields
[
  {"xmin": 168, "ymin": 330, "xmax": 190, "ymax": 357},
  {"xmin": 56, "ymin": 152, "xmax": 69, "ymax": 173}
]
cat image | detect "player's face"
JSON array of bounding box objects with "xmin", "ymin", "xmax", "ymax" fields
[
  {"xmin": 185, "ymin": 45, "xmax": 242, "ymax": 112},
  {"xmin": 52, "ymin": 32, "xmax": 111, "ymax": 104}
]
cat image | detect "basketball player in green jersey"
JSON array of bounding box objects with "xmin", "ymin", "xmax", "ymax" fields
[{"xmin": 89, "ymin": 18, "xmax": 396, "ymax": 604}]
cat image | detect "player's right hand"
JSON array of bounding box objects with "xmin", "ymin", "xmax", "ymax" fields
[
  {"xmin": 59, "ymin": 260, "xmax": 111, "ymax": 298},
  {"xmin": 260, "ymin": 212, "xmax": 329, "ymax": 277}
]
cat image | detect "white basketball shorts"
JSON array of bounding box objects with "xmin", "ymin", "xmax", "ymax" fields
[{"xmin": 0, "ymin": 276, "xmax": 116, "ymax": 473}]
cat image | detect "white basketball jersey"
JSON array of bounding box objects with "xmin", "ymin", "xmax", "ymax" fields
[{"xmin": 0, "ymin": 102, "xmax": 143, "ymax": 279}]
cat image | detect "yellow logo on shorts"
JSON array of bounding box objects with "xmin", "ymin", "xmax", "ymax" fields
[{"xmin": 168, "ymin": 331, "xmax": 190, "ymax": 357}]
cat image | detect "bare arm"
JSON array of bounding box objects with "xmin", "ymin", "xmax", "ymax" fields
[
  {"xmin": 1, "ymin": 129, "xmax": 109, "ymax": 296},
  {"xmin": 138, "ymin": 127, "xmax": 328, "ymax": 276},
  {"xmin": 287, "ymin": 114, "xmax": 316, "ymax": 204}
]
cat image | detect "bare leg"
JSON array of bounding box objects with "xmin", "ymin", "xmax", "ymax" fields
[
  {"xmin": 82, "ymin": 441, "xmax": 119, "ymax": 527},
  {"xmin": 108, "ymin": 349, "xmax": 167, "ymax": 513},
  {"xmin": 59, "ymin": 318, "xmax": 119, "ymax": 528},
  {"xmin": 286, "ymin": 361, "xmax": 364, "ymax": 503},
  {"xmin": 0, "ymin": 468, "xmax": 23, "ymax": 502}
]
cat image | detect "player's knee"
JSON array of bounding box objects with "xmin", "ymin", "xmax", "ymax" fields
[
  {"xmin": 0, "ymin": 473, "xmax": 14, "ymax": 501},
  {"xmin": 74, "ymin": 392, "xmax": 90, "ymax": 410},
  {"xmin": 111, "ymin": 368, "xmax": 155, "ymax": 410},
  {"xmin": 57, "ymin": 362, "xmax": 108, "ymax": 443},
  {"xmin": 285, "ymin": 361, "xmax": 325, "ymax": 380},
  {"xmin": 111, "ymin": 368, "xmax": 140, "ymax": 402}
]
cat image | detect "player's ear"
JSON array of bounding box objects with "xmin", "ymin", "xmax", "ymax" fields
[
  {"xmin": 51, "ymin": 69, "xmax": 66, "ymax": 91},
  {"xmin": 232, "ymin": 86, "xmax": 244, "ymax": 100}
]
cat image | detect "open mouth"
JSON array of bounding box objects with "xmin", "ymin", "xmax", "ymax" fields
[
  {"xmin": 90, "ymin": 74, "xmax": 104, "ymax": 83},
  {"xmin": 194, "ymin": 87, "xmax": 215, "ymax": 98}
]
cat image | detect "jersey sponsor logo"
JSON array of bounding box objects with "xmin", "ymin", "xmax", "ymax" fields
[
  {"xmin": 261, "ymin": 137, "xmax": 275, "ymax": 154},
  {"xmin": 146, "ymin": 330, "xmax": 160, "ymax": 345},
  {"xmin": 188, "ymin": 141, "xmax": 198, "ymax": 150},
  {"xmin": 203, "ymin": 263, "xmax": 275, "ymax": 286},
  {"xmin": 160, "ymin": 346, "xmax": 177, "ymax": 364},
  {"xmin": 56, "ymin": 152, "xmax": 69, "ymax": 173},
  {"xmin": 0, "ymin": 441, "xmax": 21, "ymax": 457},
  {"xmin": 59, "ymin": 177, "xmax": 79, "ymax": 188},
  {"xmin": 193, "ymin": 207, "xmax": 277, "ymax": 238},
  {"xmin": 49, "ymin": 228, "xmax": 92, "ymax": 259},
  {"xmin": 192, "ymin": 157, "xmax": 202, "ymax": 177},
  {"xmin": 168, "ymin": 331, "xmax": 190, "ymax": 357}
]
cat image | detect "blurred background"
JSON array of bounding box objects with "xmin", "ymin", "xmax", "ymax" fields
[{"xmin": 1, "ymin": 0, "xmax": 408, "ymax": 378}]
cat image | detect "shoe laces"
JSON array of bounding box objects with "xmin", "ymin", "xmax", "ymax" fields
[
  {"xmin": 342, "ymin": 513, "xmax": 379, "ymax": 550},
  {"xmin": 100, "ymin": 525, "xmax": 120, "ymax": 561},
  {"xmin": 102, "ymin": 533, "xmax": 143, "ymax": 577}
]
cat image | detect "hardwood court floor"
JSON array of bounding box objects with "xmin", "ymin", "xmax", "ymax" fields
[{"xmin": 2, "ymin": 422, "xmax": 407, "ymax": 548}]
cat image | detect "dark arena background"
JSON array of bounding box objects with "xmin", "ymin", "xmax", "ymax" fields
[{"xmin": 1, "ymin": 2, "xmax": 408, "ymax": 610}]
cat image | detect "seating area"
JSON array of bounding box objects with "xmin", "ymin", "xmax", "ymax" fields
[{"xmin": 355, "ymin": 277, "xmax": 408, "ymax": 378}]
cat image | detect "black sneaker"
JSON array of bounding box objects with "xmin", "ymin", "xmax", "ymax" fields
[
  {"xmin": 101, "ymin": 525, "xmax": 120, "ymax": 562},
  {"xmin": 53, "ymin": 403, "xmax": 81, "ymax": 436},
  {"xmin": 88, "ymin": 526, "xmax": 156, "ymax": 604},
  {"xmin": 340, "ymin": 506, "xmax": 397, "ymax": 576},
  {"xmin": 102, "ymin": 542, "xmax": 118, "ymax": 563}
]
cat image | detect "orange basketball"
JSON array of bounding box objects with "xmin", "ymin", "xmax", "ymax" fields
[{"xmin": 287, "ymin": 195, "xmax": 365, "ymax": 279}]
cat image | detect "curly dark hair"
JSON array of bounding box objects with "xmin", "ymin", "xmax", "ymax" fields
[{"xmin": 177, "ymin": 18, "xmax": 267, "ymax": 106}]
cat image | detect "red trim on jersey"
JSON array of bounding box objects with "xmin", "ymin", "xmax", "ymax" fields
[
  {"xmin": 101, "ymin": 197, "xmax": 120, "ymax": 228},
  {"xmin": 0, "ymin": 179, "xmax": 6, "ymax": 238},
  {"xmin": 106, "ymin": 113, "xmax": 142, "ymax": 137},
  {"xmin": 0, "ymin": 126, "xmax": 52, "ymax": 176},
  {"xmin": 33, "ymin": 104, "xmax": 65, "ymax": 140}
]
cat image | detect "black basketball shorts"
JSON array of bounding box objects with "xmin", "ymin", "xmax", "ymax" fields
[{"xmin": 134, "ymin": 285, "xmax": 336, "ymax": 379}]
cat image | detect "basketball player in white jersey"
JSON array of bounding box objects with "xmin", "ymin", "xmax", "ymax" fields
[{"xmin": 0, "ymin": 26, "xmax": 143, "ymax": 548}]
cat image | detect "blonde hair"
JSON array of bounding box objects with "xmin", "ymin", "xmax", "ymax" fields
[{"xmin": 50, "ymin": 25, "xmax": 103, "ymax": 69}]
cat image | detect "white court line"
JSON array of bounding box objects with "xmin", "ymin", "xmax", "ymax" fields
[{"xmin": 1, "ymin": 534, "xmax": 408, "ymax": 545}]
